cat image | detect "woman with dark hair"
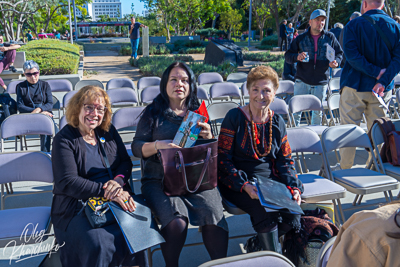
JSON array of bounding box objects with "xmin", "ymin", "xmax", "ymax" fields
[{"xmin": 132, "ymin": 62, "xmax": 229, "ymax": 267}]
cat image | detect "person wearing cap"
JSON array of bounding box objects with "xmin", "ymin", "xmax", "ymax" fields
[
  {"xmin": 339, "ymin": 11, "xmax": 361, "ymax": 67},
  {"xmin": 338, "ymin": 0, "xmax": 400, "ymax": 170},
  {"xmin": 285, "ymin": 9, "xmax": 343, "ymax": 126}
]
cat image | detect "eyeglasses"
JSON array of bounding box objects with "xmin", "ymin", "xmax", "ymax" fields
[
  {"xmin": 84, "ymin": 104, "xmax": 107, "ymax": 114},
  {"xmin": 25, "ymin": 72, "xmax": 39, "ymax": 77}
]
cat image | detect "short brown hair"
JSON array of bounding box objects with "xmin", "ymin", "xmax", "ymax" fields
[
  {"xmin": 394, "ymin": 15, "xmax": 400, "ymax": 24},
  {"xmin": 247, "ymin": 65, "xmax": 279, "ymax": 92},
  {"xmin": 65, "ymin": 85, "xmax": 112, "ymax": 131}
]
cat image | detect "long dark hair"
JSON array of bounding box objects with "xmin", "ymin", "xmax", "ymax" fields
[{"xmin": 141, "ymin": 61, "xmax": 200, "ymax": 126}]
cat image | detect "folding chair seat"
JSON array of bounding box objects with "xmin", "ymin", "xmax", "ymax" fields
[
  {"xmin": 0, "ymin": 151, "xmax": 53, "ymax": 246},
  {"xmin": 210, "ymin": 82, "xmax": 242, "ymax": 105},
  {"xmin": 321, "ymin": 125, "xmax": 399, "ymax": 220},
  {"xmin": 289, "ymin": 95, "xmax": 328, "ymax": 135},
  {"xmin": 287, "ymin": 127, "xmax": 346, "ymax": 224},
  {"xmin": 75, "ymin": 79, "xmax": 104, "ymax": 90}
]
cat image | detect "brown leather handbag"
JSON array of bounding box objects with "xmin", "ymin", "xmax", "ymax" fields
[
  {"xmin": 388, "ymin": 131, "xmax": 400, "ymax": 166},
  {"xmin": 158, "ymin": 139, "xmax": 218, "ymax": 196}
]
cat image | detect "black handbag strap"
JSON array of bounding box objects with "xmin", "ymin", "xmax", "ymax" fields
[
  {"xmin": 96, "ymin": 133, "xmax": 114, "ymax": 180},
  {"xmin": 361, "ymin": 15, "xmax": 392, "ymax": 52}
]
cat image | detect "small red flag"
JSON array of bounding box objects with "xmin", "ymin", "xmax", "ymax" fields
[{"xmin": 194, "ymin": 100, "xmax": 209, "ymax": 123}]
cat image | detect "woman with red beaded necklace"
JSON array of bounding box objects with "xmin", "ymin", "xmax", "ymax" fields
[{"xmin": 218, "ymin": 65, "xmax": 303, "ymax": 254}]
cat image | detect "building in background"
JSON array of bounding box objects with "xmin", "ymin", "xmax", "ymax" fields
[
  {"xmin": 91, "ymin": 0, "xmax": 122, "ymax": 21},
  {"xmin": 142, "ymin": 10, "xmax": 150, "ymax": 17},
  {"xmin": 75, "ymin": 4, "xmax": 93, "ymax": 20}
]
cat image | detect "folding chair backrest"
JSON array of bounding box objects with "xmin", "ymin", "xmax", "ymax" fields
[
  {"xmin": 332, "ymin": 68, "xmax": 342, "ymax": 78},
  {"xmin": 141, "ymin": 86, "xmax": 160, "ymax": 104},
  {"xmin": 198, "ymin": 72, "xmax": 223, "ymax": 85},
  {"xmin": 241, "ymin": 81, "xmax": 249, "ymax": 97},
  {"xmin": 394, "ymin": 74, "xmax": 400, "ymax": 86},
  {"xmin": 226, "ymin": 72, "xmax": 247, "ymax": 84},
  {"xmin": 322, "ymin": 125, "xmax": 371, "ymax": 152},
  {"xmin": 1, "ymin": 113, "xmax": 54, "ymax": 139},
  {"xmin": 287, "ymin": 127, "xmax": 323, "ymax": 153},
  {"xmin": 316, "ymin": 236, "xmax": 337, "ymax": 267},
  {"xmin": 0, "ymin": 151, "xmax": 53, "ymax": 184},
  {"xmin": 6, "ymin": 80, "xmax": 22, "ymax": 94},
  {"xmin": 106, "ymin": 78, "xmax": 136, "ymax": 90},
  {"xmin": 46, "ymin": 79, "xmax": 73, "ymax": 92},
  {"xmin": 62, "ymin": 90, "xmax": 79, "ymax": 109},
  {"xmin": 289, "ymin": 95, "xmax": 323, "ymax": 113},
  {"xmin": 397, "ymin": 87, "xmax": 400, "ymax": 103},
  {"xmin": 328, "ymin": 78, "xmax": 340, "ymax": 95},
  {"xmin": 270, "ymin": 97, "xmax": 289, "ymax": 115},
  {"xmin": 207, "ymin": 102, "xmax": 239, "ymax": 121},
  {"xmin": 327, "ymin": 93, "xmax": 340, "ymax": 111},
  {"xmin": 276, "ymin": 80, "xmax": 295, "ymax": 95},
  {"xmin": 52, "ymin": 95, "xmax": 61, "ymax": 110},
  {"xmin": 112, "ymin": 106, "xmax": 145, "ymax": 130},
  {"xmin": 210, "ymin": 82, "xmax": 241, "ymax": 99},
  {"xmin": 197, "ymin": 86, "xmax": 210, "ymax": 101},
  {"xmin": 107, "ymin": 88, "xmax": 139, "ymax": 105},
  {"xmin": 137, "ymin": 76, "xmax": 161, "ymax": 90},
  {"xmin": 75, "ymin": 79, "xmax": 104, "ymax": 90},
  {"xmin": 59, "ymin": 115, "xmax": 68, "ymax": 130}
]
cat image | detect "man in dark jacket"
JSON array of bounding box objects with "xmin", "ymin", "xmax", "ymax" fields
[
  {"xmin": 339, "ymin": 0, "xmax": 400, "ymax": 169},
  {"xmin": 285, "ymin": 9, "xmax": 343, "ymax": 126},
  {"xmin": 280, "ymin": 20, "xmax": 288, "ymax": 51}
]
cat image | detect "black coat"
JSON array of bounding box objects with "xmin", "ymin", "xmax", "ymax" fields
[{"xmin": 51, "ymin": 124, "xmax": 133, "ymax": 231}]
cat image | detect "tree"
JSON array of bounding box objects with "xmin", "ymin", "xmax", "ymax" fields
[
  {"xmin": 0, "ymin": 0, "xmax": 52, "ymax": 41},
  {"xmin": 140, "ymin": 0, "xmax": 174, "ymax": 41},
  {"xmin": 219, "ymin": 8, "xmax": 242, "ymax": 39},
  {"xmin": 243, "ymin": 0, "xmax": 270, "ymax": 40}
]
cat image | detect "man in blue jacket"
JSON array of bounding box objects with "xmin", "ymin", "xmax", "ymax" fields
[
  {"xmin": 339, "ymin": 0, "xmax": 400, "ymax": 169},
  {"xmin": 285, "ymin": 9, "xmax": 343, "ymax": 126}
]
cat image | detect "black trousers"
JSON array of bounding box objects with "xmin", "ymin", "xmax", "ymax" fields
[{"xmin": 280, "ymin": 37, "xmax": 288, "ymax": 51}]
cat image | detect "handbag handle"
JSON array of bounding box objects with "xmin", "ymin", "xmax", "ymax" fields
[{"xmin": 176, "ymin": 147, "xmax": 212, "ymax": 193}]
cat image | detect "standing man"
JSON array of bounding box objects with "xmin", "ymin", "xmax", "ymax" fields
[
  {"xmin": 339, "ymin": 0, "xmax": 400, "ymax": 170},
  {"xmin": 339, "ymin": 12, "xmax": 361, "ymax": 67},
  {"xmin": 285, "ymin": 9, "xmax": 343, "ymax": 126},
  {"xmin": 129, "ymin": 17, "xmax": 147, "ymax": 60},
  {"xmin": 280, "ymin": 20, "xmax": 288, "ymax": 51},
  {"xmin": 0, "ymin": 36, "xmax": 20, "ymax": 91}
]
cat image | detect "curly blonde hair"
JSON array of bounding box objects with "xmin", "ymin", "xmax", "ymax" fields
[
  {"xmin": 65, "ymin": 85, "xmax": 112, "ymax": 131},
  {"xmin": 247, "ymin": 65, "xmax": 279, "ymax": 92}
]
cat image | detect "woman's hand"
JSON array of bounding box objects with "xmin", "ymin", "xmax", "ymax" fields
[
  {"xmin": 41, "ymin": 111, "xmax": 53, "ymax": 117},
  {"xmin": 156, "ymin": 140, "xmax": 181, "ymax": 149},
  {"xmin": 103, "ymin": 180, "xmax": 123, "ymax": 200},
  {"xmin": 243, "ymin": 183, "xmax": 259, "ymax": 200},
  {"xmin": 293, "ymin": 189, "xmax": 301, "ymax": 205},
  {"xmin": 32, "ymin": 108, "xmax": 41, "ymax": 114},
  {"xmin": 198, "ymin": 121, "xmax": 213, "ymax": 139},
  {"xmin": 111, "ymin": 191, "xmax": 136, "ymax": 212}
]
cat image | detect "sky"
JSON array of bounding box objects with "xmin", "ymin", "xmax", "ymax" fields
[{"xmin": 121, "ymin": 0, "xmax": 146, "ymax": 16}]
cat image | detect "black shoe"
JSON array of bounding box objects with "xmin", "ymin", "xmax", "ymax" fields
[
  {"xmin": 258, "ymin": 228, "xmax": 282, "ymax": 254},
  {"xmin": 9, "ymin": 66, "xmax": 17, "ymax": 73}
]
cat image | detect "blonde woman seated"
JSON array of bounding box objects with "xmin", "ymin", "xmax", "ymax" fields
[{"xmin": 218, "ymin": 65, "xmax": 303, "ymax": 253}]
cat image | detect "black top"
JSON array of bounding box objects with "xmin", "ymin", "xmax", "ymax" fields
[
  {"xmin": 280, "ymin": 24, "xmax": 287, "ymax": 38},
  {"xmin": 16, "ymin": 80, "xmax": 53, "ymax": 113},
  {"xmin": 51, "ymin": 124, "xmax": 133, "ymax": 231},
  {"xmin": 217, "ymin": 108, "xmax": 303, "ymax": 193},
  {"xmin": 129, "ymin": 22, "xmax": 142, "ymax": 39},
  {"xmin": 84, "ymin": 142, "xmax": 110, "ymax": 183},
  {"xmin": 131, "ymin": 108, "xmax": 185, "ymax": 185}
]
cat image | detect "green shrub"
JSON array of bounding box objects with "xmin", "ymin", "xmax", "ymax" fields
[
  {"xmin": 172, "ymin": 40, "xmax": 205, "ymax": 52},
  {"xmin": 119, "ymin": 44, "xmax": 170, "ymax": 56},
  {"xmin": 241, "ymin": 46, "xmax": 249, "ymax": 52},
  {"xmin": 19, "ymin": 39, "xmax": 80, "ymax": 75},
  {"xmin": 261, "ymin": 35, "xmax": 279, "ymax": 47},
  {"xmin": 131, "ymin": 55, "xmax": 236, "ymax": 79},
  {"xmin": 265, "ymin": 58, "xmax": 284, "ymax": 76},
  {"xmin": 256, "ymin": 45, "xmax": 275, "ymax": 51},
  {"xmin": 243, "ymin": 52, "xmax": 284, "ymax": 62},
  {"xmin": 179, "ymin": 47, "xmax": 206, "ymax": 54}
]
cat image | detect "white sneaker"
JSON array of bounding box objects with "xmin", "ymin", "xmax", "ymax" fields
[{"xmin": 331, "ymin": 163, "xmax": 342, "ymax": 171}]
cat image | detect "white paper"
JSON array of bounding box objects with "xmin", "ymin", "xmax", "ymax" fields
[
  {"xmin": 326, "ymin": 44, "xmax": 335, "ymax": 62},
  {"xmin": 372, "ymin": 91, "xmax": 390, "ymax": 111}
]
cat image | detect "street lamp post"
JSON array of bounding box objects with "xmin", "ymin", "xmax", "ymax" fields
[
  {"xmin": 248, "ymin": 0, "xmax": 252, "ymax": 48},
  {"xmin": 68, "ymin": 0, "xmax": 73, "ymax": 44},
  {"xmin": 72, "ymin": 0, "xmax": 78, "ymax": 41}
]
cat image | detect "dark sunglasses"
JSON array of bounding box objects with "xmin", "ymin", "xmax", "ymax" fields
[{"xmin": 25, "ymin": 72, "xmax": 39, "ymax": 77}]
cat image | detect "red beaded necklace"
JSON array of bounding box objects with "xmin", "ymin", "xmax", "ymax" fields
[{"xmin": 249, "ymin": 107, "xmax": 273, "ymax": 157}]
